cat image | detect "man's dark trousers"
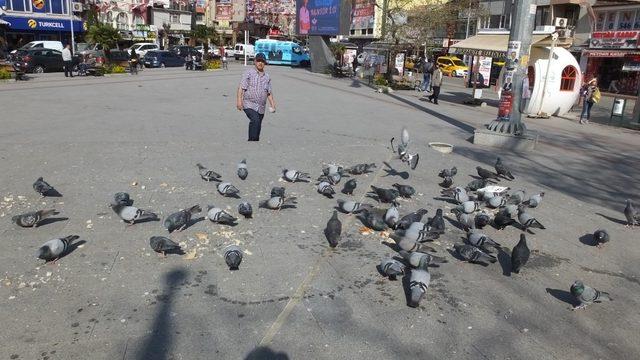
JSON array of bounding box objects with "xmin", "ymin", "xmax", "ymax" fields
[
  {"xmin": 243, "ymin": 108, "xmax": 264, "ymax": 141},
  {"xmin": 64, "ymin": 61, "xmax": 73, "ymax": 77},
  {"xmin": 429, "ymin": 86, "xmax": 441, "ymax": 104}
]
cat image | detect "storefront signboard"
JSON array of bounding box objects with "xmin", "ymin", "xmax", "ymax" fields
[
  {"xmin": 590, "ymin": 31, "xmax": 640, "ymax": 49},
  {"xmin": 2, "ymin": 15, "xmax": 84, "ymax": 32},
  {"xmin": 395, "ymin": 52, "xmax": 405, "ymax": 76},
  {"xmin": 351, "ymin": 0, "xmax": 374, "ymax": 30},
  {"xmin": 478, "ymin": 56, "xmax": 492, "ymax": 87}
]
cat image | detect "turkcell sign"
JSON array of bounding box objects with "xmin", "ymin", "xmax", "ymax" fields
[{"xmin": 2, "ymin": 16, "xmax": 84, "ymax": 32}]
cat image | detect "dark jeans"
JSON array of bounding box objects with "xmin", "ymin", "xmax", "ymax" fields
[
  {"xmin": 243, "ymin": 108, "xmax": 264, "ymax": 141},
  {"xmin": 580, "ymin": 99, "xmax": 594, "ymax": 120},
  {"xmin": 64, "ymin": 61, "xmax": 73, "ymax": 77},
  {"xmin": 428, "ymin": 86, "xmax": 441, "ymax": 104},
  {"xmin": 421, "ymin": 72, "xmax": 431, "ymax": 91}
]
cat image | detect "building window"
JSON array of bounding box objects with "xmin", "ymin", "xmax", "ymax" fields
[
  {"xmin": 106, "ymin": 12, "xmax": 114, "ymax": 25},
  {"xmin": 171, "ymin": 14, "xmax": 180, "ymax": 23},
  {"xmin": 596, "ymin": 12, "xmax": 606, "ymax": 31},
  {"xmin": 560, "ymin": 66, "xmax": 577, "ymax": 91},
  {"xmin": 117, "ymin": 13, "xmax": 128, "ymax": 30},
  {"xmin": 133, "ymin": 15, "xmax": 145, "ymax": 25},
  {"xmin": 535, "ymin": 6, "xmax": 550, "ymax": 27},
  {"xmin": 635, "ymin": 11, "xmax": 640, "ymax": 29},
  {"xmin": 8, "ymin": 0, "xmax": 27, "ymax": 12},
  {"xmin": 606, "ymin": 12, "xmax": 617, "ymax": 30}
]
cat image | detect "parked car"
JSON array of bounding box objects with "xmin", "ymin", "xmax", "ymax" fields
[
  {"xmin": 436, "ymin": 56, "xmax": 469, "ymax": 77},
  {"xmin": 128, "ymin": 43, "xmax": 160, "ymax": 58},
  {"xmin": 143, "ymin": 50, "xmax": 185, "ymax": 68},
  {"xmin": 169, "ymin": 45, "xmax": 199, "ymax": 58},
  {"xmin": 234, "ymin": 43, "xmax": 255, "ymax": 60},
  {"xmin": 11, "ymin": 41, "xmax": 64, "ymax": 54},
  {"xmin": 15, "ymin": 48, "xmax": 81, "ymax": 73},
  {"xmin": 78, "ymin": 43, "xmax": 106, "ymax": 58},
  {"xmin": 224, "ymin": 46, "xmax": 234, "ymax": 57}
]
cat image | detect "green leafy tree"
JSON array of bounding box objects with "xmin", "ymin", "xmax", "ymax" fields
[
  {"xmin": 191, "ymin": 25, "xmax": 218, "ymax": 55},
  {"xmin": 329, "ymin": 43, "xmax": 346, "ymax": 66},
  {"xmin": 86, "ymin": 23, "xmax": 122, "ymax": 56}
]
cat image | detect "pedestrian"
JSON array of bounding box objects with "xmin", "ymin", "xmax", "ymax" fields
[
  {"xmin": 352, "ymin": 55, "xmax": 358, "ymax": 76},
  {"xmin": 236, "ymin": 53, "xmax": 276, "ymax": 142},
  {"xmin": 220, "ymin": 45, "xmax": 228, "ymax": 70},
  {"xmin": 129, "ymin": 48, "xmax": 139, "ymax": 75},
  {"xmin": 428, "ymin": 65, "xmax": 443, "ymax": 104},
  {"xmin": 579, "ymin": 78, "xmax": 599, "ymax": 124},
  {"xmin": 62, "ymin": 44, "xmax": 73, "ymax": 78},
  {"xmin": 420, "ymin": 57, "xmax": 433, "ymax": 93}
]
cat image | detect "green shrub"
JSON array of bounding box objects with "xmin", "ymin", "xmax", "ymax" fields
[
  {"xmin": 374, "ymin": 74, "xmax": 388, "ymax": 86},
  {"xmin": 110, "ymin": 65, "xmax": 126, "ymax": 74},
  {"xmin": 0, "ymin": 69, "xmax": 12, "ymax": 80},
  {"xmin": 204, "ymin": 59, "xmax": 221, "ymax": 70}
]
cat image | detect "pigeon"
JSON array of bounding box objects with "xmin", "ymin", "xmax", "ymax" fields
[
  {"xmin": 438, "ymin": 167, "xmax": 457, "ymax": 178},
  {"xmin": 384, "ymin": 203, "xmax": 400, "ymax": 229},
  {"xmin": 399, "ymin": 250, "xmax": 447, "ymax": 268},
  {"xmin": 508, "ymin": 190, "xmax": 526, "ymax": 205},
  {"xmin": 326, "ymin": 172, "xmax": 342, "ymax": 185},
  {"xmin": 149, "ymin": 236, "xmax": 183, "ymax": 256},
  {"xmin": 426, "ymin": 209, "xmax": 446, "ymax": 234},
  {"xmin": 494, "ymin": 208, "xmax": 516, "ymax": 230},
  {"xmin": 391, "ymin": 224, "xmax": 440, "ymax": 243},
  {"xmin": 439, "ymin": 176, "xmax": 453, "ymax": 188},
  {"xmin": 283, "ymin": 169, "xmax": 311, "ymax": 182},
  {"xmin": 455, "ymin": 201, "xmax": 480, "ymax": 214},
  {"xmin": 442, "ymin": 187, "xmax": 469, "ymax": 204},
  {"xmin": 196, "ymin": 163, "xmax": 222, "ymax": 182},
  {"xmin": 36, "ymin": 235, "xmax": 79, "ymax": 262},
  {"xmin": 322, "ymin": 164, "xmax": 344, "ymax": 176},
  {"xmin": 207, "ymin": 206, "xmax": 237, "ymax": 225},
  {"xmin": 260, "ymin": 196, "xmax": 297, "ymax": 210},
  {"xmin": 466, "ymin": 178, "xmax": 487, "ymax": 192},
  {"xmin": 467, "ymin": 230, "xmax": 501, "ymax": 250},
  {"xmin": 401, "ymin": 152, "xmax": 420, "ymax": 170},
  {"xmin": 342, "ymin": 179, "xmax": 357, "ymax": 195},
  {"xmin": 517, "ymin": 206, "xmax": 546, "ymax": 231},
  {"xmin": 110, "ymin": 203, "xmax": 158, "ymax": 225},
  {"xmin": 270, "ymin": 186, "xmax": 286, "ymax": 198},
  {"xmin": 237, "ymin": 159, "xmax": 248, "ymax": 180},
  {"xmin": 336, "ymin": 199, "xmax": 372, "ymax": 214},
  {"xmin": 453, "ymin": 209, "xmax": 475, "ymax": 231},
  {"xmin": 369, "ymin": 186, "xmax": 400, "ymax": 203},
  {"xmin": 504, "ymin": 204, "xmax": 519, "ymax": 217},
  {"xmin": 238, "ymin": 202, "xmax": 253, "ymax": 218},
  {"xmin": 324, "ymin": 211, "xmax": 342, "ymax": 248},
  {"xmin": 390, "ymin": 127, "xmax": 410, "ymax": 156},
  {"xmin": 33, "ymin": 177, "xmax": 55, "ymax": 197},
  {"xmin": 379, "ymin": 258, "xmax": 406, "ymax": 280},
  {"xmin": 113, "ymin": 192, "xmax": 132, "ymax": 206},
  {"xmin": 495, "ymin": 157, "xmax": 515, "ymax": 180},
  {"xmin": 347, "ymin": 163, "xmax": 376, "ymax": 175},
  {"xmin": 392, "ymin": 234, "xmax": 436, "ymax": 253},
  {"xmin": 223, "ymin": 245, "xmax": 243, "ymax": 270},
  {"xmin": 12, "ymin": 209, "xmax": 59, "ymax": 227},
  {"xmin": 570, "ymin": 280, "xmax": 612, "ymax": 310},
  {"xmin": 523, "ymin": 192, "xmax": 545, "ymax": 208},
  {"xmin": 164, "ymin": 205, "xmax": 201, "ymax": 232},
  {"xmin": 317, "ymin": 181, "xmax": 336, "ymax": 198},
  {"xmin": 474, "ymin": 212, "xmax": 491, "ymax": 229},
  {"xmin": 476, "ymin": 166, "xmax": 499, "ymax": 180},
  {"xmin": 624, "ymin": 199, "xmax": 639, "ymax": 226},
  {"xmin": 593, "ymin": 229, "xmax": 610, "ymax": 248},
  {"xmin": 217, "ymin": 182, "xmax": 240, "ymax": 197},
  {"xmin": 454, "ymin": 244, "xmax": 497, "ymax": 264},
  {"xmin": 486, "ymin": 195, "xmax": 508, "ymax": 208},
  {"xmin": 408, "ymin": 263, "xmax": 430, "ymax": 308},
  {"xmin": 357, "ymin": 208, "xmax": 388, "ymax": 231},
  {"xmin": 511, "ymin": 233, "xmax": 530, "ymax": 274},
  {"xmin": 392, "ymin": 183, "xmax": 415, "ymax": 198},
  {"xmin": 396, "ymin": 209, "xmax": 428, "ymax": 230}
]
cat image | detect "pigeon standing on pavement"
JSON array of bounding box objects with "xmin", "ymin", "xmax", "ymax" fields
[
  {"xmin": 518, "ymin": 206, "xmax": 546, "ymax": 231},
  {"xmin": 357, "ymin": 208, "xmax": 388, "ymax": 231},
  {"xmin": 438, "ymin": 167, "xmax": 457, "ymax": 178},
  {"xmin": 486, "ymin": 195, "xmax": 508, "ymax": 208},
  {"xmin": 207, "ymin": 206, "xmax": 238, "ymax": 225},
  {"xmin": 342, "ymin": 178, "xmax": 357, "ymax": 195},
  {"xmin": 508, "ymin": 190, "xmax": 526, "ymax": 205},
  {"xmin": 390, "ymin": 127, "xmax": 410, "ymax": 156},
  {"xmin": 317, "ymin": 181, "xmax": 336, "ymax": 198},
  {"xmin": 36, "ymin": 235, "xmax": 79, "ymax": 262},
  {"xmin": 324, "ymin": 211, "xmax": 342, "ymax": 248},
  {"xmin": 223, "ymin": 245, "xmax": 243, "ymax": 270},
  {"xmin": 624, "ymin": 199, "xmax": 639, "ymax": 226},
  {"xmin": 270, "ymin": 187, "xmax": 286, "ymax": 198},
  {"xmin": 12, "ymin": 209, "xmax": 59, "ymax": 227},
  {"xmin": 149, "ymin": 236, "xmax": 183, "ymax": 257},
  {"xmin": 466, "ymin": 178, "xmax": 487, "ymax": 192},
  {"xmin": 347, "ymin": 163, "xmax": 376, "ymax": 175},
  {"xmin": 474, "ymin": 212, "xmax": 491, "ymax": 229},
  {"xmin": 369, "ymin": 186, "xmax": 400, "ymax": 203},
  {"xmin": 439, "ymin": 176, "xmax": 454, "ymax": 188},
  {"xmin": 427, "ymin": 209, "xmax": 446, "ymax": 234},
  {"xmin": 238, "ymin": 202, "xmax": 253, "ymax": 218},
  {"xmin": 476, "ymin": 166, "xmax": 499, "ymax": 180},
  {"xmin": 454, "ymin": 244, "xmax": 497, "ymax": 264},
  {"xmin": 283, "ymin": 169, "xmax": 311, "ymax": 182},
  {"xmin": 237, "ymin": 159, "xmax": 248, "ymax": 180},
  {"xmin": 113, "ymin": 192, "xmax": 132, "ymax": 206},
  {"xmin": 164, "ymin": 205, "xmax": 201, "ymax": 232},
  {"xmin": 392, "ymin": 234, "xmax": 436, "ymax": 253},
  {"xmin": 392, "ymin": 183, "xmax": 416, "ymax": 198},
  {"xmin": 511, "ymin": 234, "xmax": 530, "ymax": 274},
  {"xmin": 391, "ymin": 224, "xmax": 440, "ymax": 243},
  {"xmin": 396, "ymin": 209, "xmax": 429, "ymax": 230},
  {"xmin": 453, "ymin": 209, "xmax": 475, "ymax": 231},
  {"xmin": 384, "ymin": 203, "xmax": 400, "ymax": 229},
  {"xmin": 467, "ymin": 231, "xmax": 501, "ymax": 250},
  {"xmin": 408, "ymin": 263, "xmax": 430, "ymax": 308},
  {"xmin": 110, "ymin": 203, "xmax": 158, "ymax": 225},
  {"xmin": 524, "ymin": 192, "xmax": 545, "ymax": 208},
  {"xmin": 495, "ymin": 157, "xmax": 515, "ymax": 180},
  {"xmin": 196, "ymin": 163, "xmax": 222, "ymax": 182},
  {"xmin": 217, "ymin": 182, "xmax": 240, "ymax": 197},
  {"xmin": 399, "ymin": 250, "xmax": 447, "ymax": 268},
  {"xmin": 379, "ymin": 258, "xmax": 406, "ymax": 280},
  {"xmin": 33, "ymin": 177, "xmax": 56, "ymax": 197},
  {"xmin": 455, "ymin": 201, "xmax": 480, "ymax": 214},
  {"xmin": 570, "ymin": 281, "xmax": 612, "ymax": 310},
  {"xmin": 260, "ymin": 196, "xmax": 297, "ymax": 210},
  {"xmin": 593, "ymin": 229, "xmax": 610, "ymax": 248},
  {"xmin": 494, "ymin": 208, "xmax": 516, "ymax": 230},
  {"xmin": 336, "ymin": 199, "xmax": 372, "ymax": 214},
  {"xmin": 441, "ymin": 187, "xmax": 469, "ymax": 204}
]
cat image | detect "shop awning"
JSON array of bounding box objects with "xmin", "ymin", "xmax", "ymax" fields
[
  {"xmin": 449, "ymin": 34, "xmax": 552, "ymax": 57},
  {"xmin": 0, "ymin": 15, "xmax": 84, "ymax": 32}
]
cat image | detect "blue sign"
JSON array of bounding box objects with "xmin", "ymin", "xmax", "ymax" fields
[
  {"xmin": 297, "ymin": 0, "xmax": 340, "ymax": 36},
  {"xmin": 1, "ymin": 16, "xmax": 85, "ymax": 32}
]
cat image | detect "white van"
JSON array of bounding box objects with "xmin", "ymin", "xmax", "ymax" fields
[
  {"xmin": 234, "ymin": 43, "xmax": 255, "ymax": 60},
  {"xmin": 128, "ymin": 43, "xmax": 160, "ymax": 58},
  {"xmin": 11, "ymin": 40, "xmax": 64, "ymax": 54}
]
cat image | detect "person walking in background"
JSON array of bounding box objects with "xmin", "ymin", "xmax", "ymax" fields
[
  {"xmin": 420, "ymin": 57, "xmax": 433, "ymax": 93},
  {"xmin": 129, "ymin": 48, "xmax": 139, "ymax": 75},
  {"xmin": 62, "ymin": 44, "xmax": 73, "ymax": 78},
  {"xmin": 428, "ymin": 65, "xmax": 443, "ymax": 104},
  {"xmin": 579, "ymin": 78, "xmax": 599, "ymax": 124},
  {"xmin": 236, "ymin": 53, "xmax": 276, "ymax": 141}
]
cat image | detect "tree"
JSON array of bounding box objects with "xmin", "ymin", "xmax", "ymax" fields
[
  {"xmin": 191, "ymin": 25, "xmax": 218, "ymax": 55},
  {"xmin": 329, "ymin": 42, "xmax": 346, "ymax": 66},
  {"xmin": 85, "ymin": 23, "xmax": 122, "ymax": 56}
]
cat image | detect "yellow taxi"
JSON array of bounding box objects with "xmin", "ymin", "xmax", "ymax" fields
[{"xmin": 436, "ymin": 56, "xmax": 469, "ymax": 77}]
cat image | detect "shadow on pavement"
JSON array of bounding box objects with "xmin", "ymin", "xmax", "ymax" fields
[
  {"xmin": 244, "ymin": 346, "xmax": 290, "ymax": 360},
  {"xmin": 546, "ymin": 288, "xmax": 580, "ymax": 308}
]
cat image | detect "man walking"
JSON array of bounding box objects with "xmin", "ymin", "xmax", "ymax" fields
[
  {"xmin": 62, "ymin": 44, "xmax": 73, "ymax": 78},
  {"xmin": 236, "ymin": 53, "xmax": 276, "ymax": 141},
  {"xmin": 420, "ymin": 57, "xmax": 433, "ymax": 93},
  {"xmin": 428, "ymin": 66, "xmax": 443, "ymax": 104}
]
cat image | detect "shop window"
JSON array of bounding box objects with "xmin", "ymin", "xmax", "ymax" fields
[
  {"xmin": 606, "ymin": 12, "xmax": 617, "ymax": 30},
  {"xmin": 560, "ymin": 66, "xmax": 577, "ymax": 91},
  {"xmin": 618, "ymin": 10, "xmax": 635, "ymax": 30},
  {"xmin": 50, "ymin": 0, "xmax": 65, "ymax": 15},
  {"xmin": 527, "ymin": 66, "xmax": 535, "ymax": 90},
  {"xmin": 9, "ymin": 0, "xmax": 27, "ymax": 12}
]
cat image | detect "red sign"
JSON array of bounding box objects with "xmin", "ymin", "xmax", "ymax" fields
[
  {"xmin": 216, "ymin": 4, "xmax": 232, "ymax": 21},
  {"xmin": 498, "ymin": 91, "xmax": 513, "ymax": 120},
  {"xmin": 590, "ymin": 31, "xmax": 639, "ymax": 49},
  {"xmin": 585, "ymin": 50, "xmax": 628, "ymax": 57}
]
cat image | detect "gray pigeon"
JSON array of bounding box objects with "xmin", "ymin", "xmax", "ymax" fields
[
  {"xmin": 453, "ymin": 209, "xmax": 475, "ymax": 231},
  {"xmin": 442, "ymin": 187, "xmax": 469, "ymax": 204},
  {"xmin": 324, "ymin": 211, "xmax": 342, "ymax": 248},
  {"xmin": 347, "ymin": 163, "xmax": 376, "ymax": 175},
  {"xmin": 396, "ymin": 209, "xmax": 429, "ymax": 230},
  {"xmin": 517, "ymin": 206, "xmax": 546, "ymax": 230},
  {"xmin": 426, "ymin": 209, "xmax": 445, "ymax": 234},
  {"xmin": 524, "ymin": 192, "xmax": 545, "ymax": 208},
  {"xmin": 455, "ymin": 201, "xmax": 480, "ymax": 214},
  {"xmin": 476, "ymin": 166, "xmax": 499, "ymax": 180},
  {"xmin": 322, "ymin": 164, "xmax": 344, "ymax": 176},
  {"xmin": 593, "ymin": 229, "xmax": 610, "ymax": 248},
  {"xmin": 113, "ymin": 192, "xmax": 132, "ymax": 206},
  {"xmin": 36, "ymin": 235, "xmax": 79, "ymax": 262},
  {"xmin": 494, "ymin": 208, "xmax": 516, "ymax": 230},
  {"xmin": 474, "ymin": 212, "xmax": 492, "ymax": 229},
  {"xmin": 357, "ymin": 208, "xmax": 388, "ymax": 231},
  {"xmin": 454, "ymin": 244, "xmax": 497, "ymax": 264},
  {"xmin": 439, "ymin": 176, "xmax": 453, "ymax": 188},
  {"xmin": 196, "ymin": 163, "xmax": 222, "ymax": 182},
  {"xmin": 12, "ymin": 209, "xmax": 59, "ymax": 227},
  {"xmin": 399, "ymin": 250, "xmax": 447, "ymax": 268},
  {"xmin": 283, "ymin": 169, "xmax": 311, "ymax": 182},
  {"xmin": 392, "ymin": 183, "xmax": 415, "ymax": 198},
  {"xmin": 401, "ymin": 152, "xmax": 420, "ymax": 170},
  {"xmin": 467, "ymin": 230, "xmax": 501, "ymax": 250},
  {"xmin": 342, "ymin": 179, "xmax": 357, "ymax": 195},
  {"xmin": 224, "ymin": 245, "xmax": 243, "ymax": 270},
  {"xmin": 336, "ymin": 199, "xmax": 372, "ymax": 214},
  {"xmin": 379, "ymin": 258, "xmax": 406, "ymax": 280},
  {"xmin": 207, "ymin": 206, "xmax": 237, "ymax": 225},
  {"xmin": 270, "ymin": 187, "xmax": 286, "ymax": 198},
  {"xmin": 317, "ymin": 181, "xmax": 336, "ymax": 198},
  {"xmin": 392, "ymin": 223, "xmax": 439, "ymax": 243},
  {"xmin": 237, "ymin": 159, "xmax": 248, "ymax": 180},
  {"xmin": 495, "ymin": 157, "xmax": 515, "ymax": 180},
  {"xmin": 624, "ymin": 199, "xmax": 639, "ymax": 226},
  {"xmin": 570, "ymin": 280, "xmax": 612, "ymax": 310},
  {"xmin": 369, "ymin": 186, "xmax": 400, "ymax": 203},
  {"xmin": 511, "ymin": 233, "xmax": 530, "ymax": 274},
  {"xmin": 390, "ymin": 127, "xmax": 410, "ymax": 156},
  {"xmin": 486, "ymin": 195, "xmax": 508, "ymax": 208},
  {"xmin": 164, "ymin": 205, "xmax": 201, "ymax": 232},
  {"xmin": 465, "ymin": 178, "xmax": 487, "ymax": 192},
  {"xmin": 438, "ymin": 167, "xmax": 457, "ymax": 178},
  {"xmin": 392, "ymin": 235, "xmax": 436, "ymax": 253},
  {"xmin": 384, "ymin": 204, "xmax": 400, "ymax": 228},
  {"xmin": 260, "ymin": 196, "xmax": 297, "ymax": 210},
  {"xmin": 408, "ymin": 264, "xmax": 430, "ymax": 308},
  {"xmin": 508, "ymin": 190, "xmax": 526, "ymax": 205},
  {"xmin": 110, "ymin": 203, "xmax": 158, "ymax": 225},
  {"xmin": 149, "ymin": 236, "xmax": 183, "ymax": 256},
  {"xmin": 238, "ymin": 202, "xmax": 253, "ymax": 218},
  {"xmin": 217, "ymin": 182, "xmax": 240, "ymax": 197},
  {"xmin": 33, "ymin": 177, "xmax": 55, "ymax": 197}
]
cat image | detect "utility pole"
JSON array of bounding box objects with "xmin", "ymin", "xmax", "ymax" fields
[{"xmin": 486, "ymin": 0, "xmax": 535, "ymax": 136}]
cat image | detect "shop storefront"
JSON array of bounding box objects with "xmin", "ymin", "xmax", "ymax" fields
[{"xmin": 584, "ymin": 30, "xmax": 640, "ymax": 95}]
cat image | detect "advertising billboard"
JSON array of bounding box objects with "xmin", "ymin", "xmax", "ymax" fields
[
  {"xmin": 351, "ymin": 0, "xmax": 374, "ymax": 30},
  {"xmin": 216, "ymin": 0, "xmax": 233, "ymax": 21},
  {"xmin": 296, "ymin": 0, "xmax": 341, "ymax": 36}
]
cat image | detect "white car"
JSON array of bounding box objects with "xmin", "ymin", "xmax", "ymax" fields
[
  {"xmin": 234, "ymin": 43, "xmax": 255, "ymax": 60},
  {"xmin": 128, "ymin": 43, "xmax": 159, "ymax": 58}
]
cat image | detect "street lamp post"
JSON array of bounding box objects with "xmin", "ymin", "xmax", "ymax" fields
[{"xmin": 68, "ymin": 0, "xmax": 75, "ymax": 51}]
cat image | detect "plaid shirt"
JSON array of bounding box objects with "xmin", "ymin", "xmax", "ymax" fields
[{"xmin": 240, "ymin": 68, "xmax": 272, "ymax": 114}]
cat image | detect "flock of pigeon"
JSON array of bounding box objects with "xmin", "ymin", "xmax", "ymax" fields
[{"xmin": 12, "ymin": 127, "xmax": 639, "ymax": 310}]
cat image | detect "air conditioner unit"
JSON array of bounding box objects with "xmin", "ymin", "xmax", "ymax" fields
[
  {"xmin": 72, "ymin": 2, "xmax": 83, "ymax": 12},
  {"xmin": 557, "ymin": 28, "xmax": 574, "ymax": 39},
  {"xmin": 554, "ymin": 17, "xmax": 568, "ymax": 28}
]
